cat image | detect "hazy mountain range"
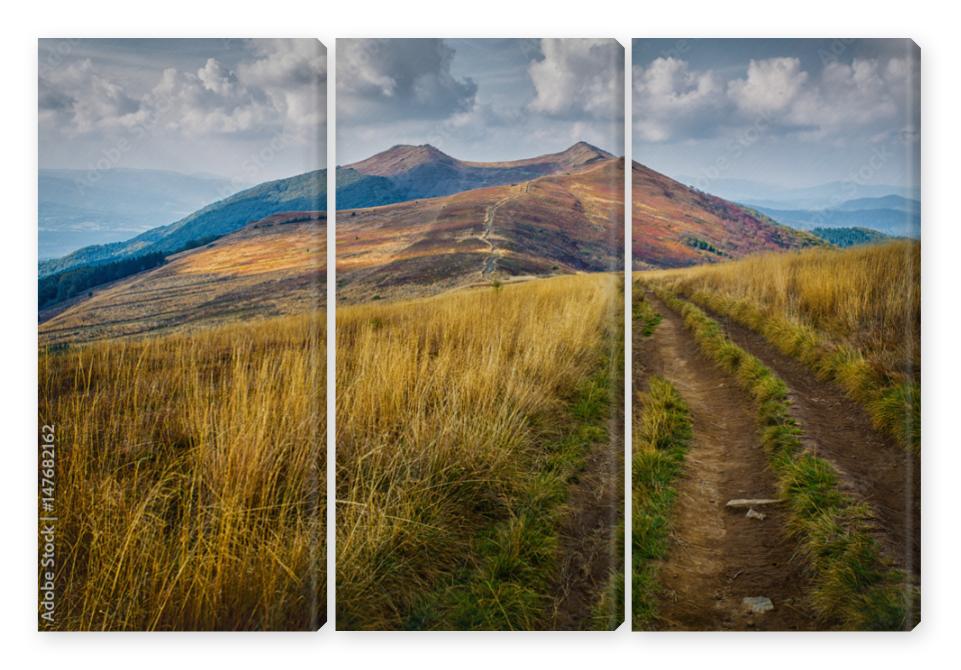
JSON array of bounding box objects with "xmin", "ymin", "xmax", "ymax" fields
[
  {"xmin": 753, "ymin": 199, "xmax": 920, "ymax": 238},
  {"xmin": 39, "ymin": 168, "xmax": 242, "ymax": 260},
  {"xmin": 677, "ymin": 176, "xmax": 920, "ymax": 211}
]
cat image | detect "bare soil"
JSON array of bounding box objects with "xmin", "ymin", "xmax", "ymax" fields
[
  {"xmin": 702, "ymin": 306, "xmax": 921, "ymax": 584},
  {"xmin": 635, "ymin": 294, "xmax": 818, "ymax": 630}
]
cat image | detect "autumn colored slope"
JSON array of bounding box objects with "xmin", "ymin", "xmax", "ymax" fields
[
  {"xmin": 343, "ymin": 141, "xmax": 613, "ymax": 204},
  {"xmin": 39, "ymin": 211, "xmax": 325, "ymax": 344},
  {"xmin": 337, "ymin": 157, "xmax": 624, "ymax": 303},
  {"xmin": 632, "ymin": 162, "xmax": 825, "ymax": 270}
]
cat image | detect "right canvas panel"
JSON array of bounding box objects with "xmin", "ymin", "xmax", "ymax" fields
[{"xmin": 631, "ymin": 38, "xmax": 920, "ymax": 631}]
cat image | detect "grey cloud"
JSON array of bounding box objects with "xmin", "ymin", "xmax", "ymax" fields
[
  {"xmin": 39, "ymin": 40, "xmax": 326, "ymax": 140},
  {"xmin": 338, "ymin": 39, "xmax": 477, "ymax": 124},
  {"xmin": 528, "ymin": 39, "xmax": 623, "ymax": 120},
  {"xmin": 634, "ymin": 53, "xmax": 918, "ymax": 145}
]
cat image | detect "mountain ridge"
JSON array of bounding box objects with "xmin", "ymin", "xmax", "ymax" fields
[
  {"xmin": 340, "ymin": 141, "xmax": 614, "ymax": 206},
  {"xmin": 41, "ymin": 142, "xmax": 614, "ymax": 278},
  {"xmin": 632, "ymin": 161, "xmax": 826, "ymax": 270},
  {"xmin": 40, "ymin": 169, "xmax": 326, "ymax": 277}
]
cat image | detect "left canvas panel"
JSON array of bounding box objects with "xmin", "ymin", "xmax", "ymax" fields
[{"xmin": 37, "ymin": 38, "xmax": 327, "ymax": 631}]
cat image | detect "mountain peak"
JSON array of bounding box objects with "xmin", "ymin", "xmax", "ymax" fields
[
  {"xmin": 552, "ymin": 141, "xmax": 614, "ymax": 168},
  {"xmin": 349, "ymin": 144, "xmax": 456, "ymax": 176},
  {"xmin": 567, "ymin": 140, "xmax": 609, "ymax": 155}
]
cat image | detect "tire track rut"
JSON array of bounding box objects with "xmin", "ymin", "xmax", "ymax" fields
[
  {"xmin": 698, "ymin": 304, "xmax": 921, "ymax": 583},
  {"xmin": 636, "ymin": 293, "xmax": 817, "ymax": 630}
]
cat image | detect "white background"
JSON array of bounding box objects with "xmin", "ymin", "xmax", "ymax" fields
[{"xmin": 2, "ymin": 0, "xmax": 958, "ymax": 667}]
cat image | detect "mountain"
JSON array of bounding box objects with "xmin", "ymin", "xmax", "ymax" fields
[
  {"xmin": 754, "ymin": 203, "xmax": 919, "ymax": 238},
  {"xmin": 811, "ymin": 227, "xmax": 898, "ymax": 248},
  {"xmin": 632, "ymin": 162, "xmax": 826, "ymax": 270},
  {"xmin": 39, "ymin": 211, "xmax": 325, "ymax": 344},
  {"xmin": 39, "ymin": 168, "xmax": 241, "ymax": 259},
  {"xmin": 337, "ymin": 156, "xmax": 624, "ymax": 302},
  {"xmin": 40, "ymin": 143, "xmax": 611, "ymax": 279},
  {"xmin": 834, "ymin": 195, "xmax": 920, "ymax": 213},
  {"xmin": 677, "ymin": 176, "xmax": 919, "ymax": 211},
  {"xmin": 338, "ymin": 141, "xmax": 614, "ymax": 207},
  {"xmin": 39, "ymin": 170, "xmax": 325, "ymax": 277}
]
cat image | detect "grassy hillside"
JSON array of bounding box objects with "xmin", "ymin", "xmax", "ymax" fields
[
  {"xmin": 39, "ymin": 313, "xmax": 325, "ymax": 630},
  {"xmin": 336, "ymin": 273, "xmax": 622, "ymax": 629},
  {"xmin": 632, "ymin": 162, "xmax": 825, "ymax": 270},
  {"xmin": 643, "ymin": 241, "xmax": 920, "ymax": 451},
  {"xmin": 337, "ymin": 158, "xmax": 624, "ymax": 303},
  {"xmin": 40, "ymin": 212, "xmax": 325, "ymax": 344}
]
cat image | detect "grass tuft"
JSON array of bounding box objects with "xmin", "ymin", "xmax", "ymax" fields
[{"xmin": 631, "ymin": 375, "xmax": 693, "ymax": 630}]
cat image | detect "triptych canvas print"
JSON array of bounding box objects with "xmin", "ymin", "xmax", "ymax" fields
[{"xmin": 37, "ymin": 38, "xmax": 920, "ymax": 632}]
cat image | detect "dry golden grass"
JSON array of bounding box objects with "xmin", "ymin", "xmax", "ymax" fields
[
  {"xmin": 645, "ymin": 242, "xmax": 920, "ymax": 373},
  {"xmin": 336, "ymin": 273, "xmax": 620, "ymax": 629},
  {"xmin": 641, "ymin": 242, "xmax": 920, "ymax": 451},
  {"xmin": 39, "ymin": 313, "xmax": 325, "ymax": 630}
]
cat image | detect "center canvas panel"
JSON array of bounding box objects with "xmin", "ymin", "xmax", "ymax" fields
[{"xmin": 335, "ymin": 38, "xmax": 625, "ymax": 630}]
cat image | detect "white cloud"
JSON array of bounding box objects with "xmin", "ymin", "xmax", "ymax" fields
[
  {"xmin": 634, "ymin": 54, "xmax": 917, "ymax": 144},
  {"xmin": 39, "ymin": 39, "xmax": 326, "ymax": 140},
  {"xmin": 633, "ymin": 57, "xmax": 725, "ymax": 142},
  {"xmin": 528, "ymin": 39, "xmax": 623, "ymax": 119},
  {"xmin": 728, "ymin": 58, "xmax": 807, "ymax": 115},
  {"xmin": 40, "ymin": 59, "xmax": 147, "ymax": 134}
]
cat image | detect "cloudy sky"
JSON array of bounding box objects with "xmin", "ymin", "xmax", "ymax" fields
[
  {"xmin": 39, "ymin": 39, "xmax": 326, "ymax": 185},
  {"xmin": 632, "ymin": 39, "xmax": 920, "ymax": 192},
  {"xmin": 337, "ymin": 38, "xmax": 624, "ymax": 164}
]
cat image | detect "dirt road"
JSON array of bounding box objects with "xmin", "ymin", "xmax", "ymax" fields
[{"xmin": 635, "ymin": 293, "xmax": 818, "ymax": 630}]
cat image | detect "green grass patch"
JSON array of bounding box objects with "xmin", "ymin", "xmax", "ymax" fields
[
  {"xmin": 651, "ymin": 286, "xmax": 918, "ymax": 630},
  {"xmin": 632, "ymin": 284, "xmax": 663, "ymax": 337},
  {"xmin": 632, "ymin": 376, "xmax": 693, "ymax": 630}
]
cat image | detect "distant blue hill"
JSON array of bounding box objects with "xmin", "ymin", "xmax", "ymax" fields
[
  {"xmin": 39, "ymin": 169, "xmax": 325, "ymax": 277},
  {"xmin": 752, "ymin": 197, "xmax": 920, "ymax": 239},
  {"xmin": 678, "ymin": 175, "xmax": 919, "ymax": 211},
  {"xmin": 39, "ymin": 168, "xmax": 241, "ymax": 259},
  {"xmin": 833, "ymin": 194, "xmax": 920, "ymax": 213}
]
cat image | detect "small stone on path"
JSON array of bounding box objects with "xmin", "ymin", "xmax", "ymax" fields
[
  {"xmin": 742, "ymin": 596, "xmax": 774, "ymax": 614},
  {"xmin": 745, "ymin": 507, "xmax": 766, "ymax": 520}
]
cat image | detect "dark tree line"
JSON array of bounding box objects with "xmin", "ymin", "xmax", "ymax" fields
[{"xmin": 39, "ymin": 252, "xmax": 166, "ymax": 309}]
